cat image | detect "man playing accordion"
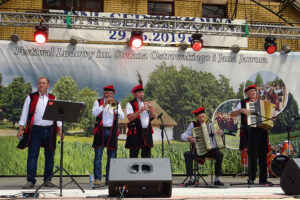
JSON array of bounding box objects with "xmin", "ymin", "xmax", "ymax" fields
[
  {"xmin": 230, "ymin": 84, "xmax": 272, "ymax": 185},
  {"xmin": 181, "ymin": 107, "xmax": 224, "ymax": 186}
]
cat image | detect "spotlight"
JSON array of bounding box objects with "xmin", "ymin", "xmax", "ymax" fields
[
  {"xmin": 10, "ymin": 33, "xmax": 19, "ymax": 42},
  {"xmin": 231, "ymin": 45, "xmax": 240, "ymax": 53},
  {"xmin": 281, "ymin": 44, "xmax": 291, "ymax": 54},
  {"xmin": 190, "ymin": 34, "xmax": 203, "ymax": 51},
  {"xmin": 70, "ymin": 36, "xmax": 78, "ymax": 45},
  {"xmin": 34, "ymin": 25, "xmax": 48, "ymax": 45},
  {"xmin": 128, "ymin": 31, "xmax": 143, "ymax": 49},
  {"xmin": 179, "ymin": 41, "xmax": 188, "ymax": 50},
  {"xmin": 264, "ymin": 37, "xmax": 276, "ymax": 54}
]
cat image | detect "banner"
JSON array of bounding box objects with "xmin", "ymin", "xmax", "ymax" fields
[
  {"xmin": 48, "ymin": 11, "xmax": 248, "ymax": 47},
  {"xmin": 1, "ymin": 40, "xmax": 299, "ymax": 105}
]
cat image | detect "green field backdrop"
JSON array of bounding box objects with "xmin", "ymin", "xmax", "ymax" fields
[{"xmin": 1, "ymin": 130, "xmax": 299, "ymax": 176}]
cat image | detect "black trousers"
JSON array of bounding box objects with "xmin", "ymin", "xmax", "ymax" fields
[
  {"xmin": 184, "ymin": 150, "xmax": 223, "ymax": 177},
  {"xmin": 248, "ymin": 127, "xmax": 268, "ymax": 182},
  {"xmin": 130, "ymin": 146, "xmax": 151, "ymax": 158}
]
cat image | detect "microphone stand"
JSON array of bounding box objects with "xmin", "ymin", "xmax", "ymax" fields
[{"xmin": 158, "ymin": 113, "xmax": 174, "ymax": 158}]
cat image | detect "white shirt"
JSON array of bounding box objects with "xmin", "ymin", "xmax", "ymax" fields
[
  {"xmin": 92, "ymin": 99, "xmax": 124, "ymax": 127},
  {"xmin": 181, "ymin": 122, "xmax": 195, "ymax": 141},
  {"xmin": 19, "ymin": 92, "xmax": 62, "ymax": 127},
  {"xmin": 232, "ymin": 102, "xmax": 241, "ymax": 111},
  {"xmin": 126, "ymin": 99, "xmax": 149, "ymax": 128}
]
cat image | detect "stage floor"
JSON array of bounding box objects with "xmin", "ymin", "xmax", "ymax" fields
[{"xmin": 0, "ymin": 176, "xmax": 295, "ymax": 199}]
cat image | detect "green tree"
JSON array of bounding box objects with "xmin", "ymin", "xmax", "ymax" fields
[
  {"xmin": 52, "ymin": 76, "xmax": 79, "ymax": 101},
  {"xmin": 77, "ymin": 87, "xmax": 98, "ymax": 136},
  {"xmin": 52, "ymin": 76, "xmax": 79, "ymax": 131},
  {"xmin": 0, "ymin": 77, "xmax": 32, "ymax": 127},
  {"xmin": 0, "ymin": 73, "xmax": 3, "ymax": 120},
  {"xmin": 271, "ymin": 93, "xmax": 300, "ymax": 133},
  {"xmin": 236, "ymin": 82, "xmax": 244, "ymax": 99},
  {"xmin": 121, "ymin": 93, "xmax": 134, "ymax": 108},
  {"xmin": 245, "ymin": 80, "xmax": 254, "ymax": 88},
  {"xmin": 144, "ymin": 63, "xmax": 236, "ymax": 139},
  {"xmin": 255, "ymin": 73, "xmax": 263, "ymax": 87}
]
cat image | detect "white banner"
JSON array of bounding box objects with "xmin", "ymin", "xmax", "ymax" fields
[
  {"xmin": 48, "ymin": 11, "xmax": 248, "ymax": 47},
  {"xmin": 0, "ymin": 40, "xmax": 299, "ymax": 107}
]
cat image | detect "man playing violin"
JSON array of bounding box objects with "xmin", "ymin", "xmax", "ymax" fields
[
  {"xmin": 125, "ymin": 84, "xmax": 156, "ymax": 158},
  {"xmin": 181, "ymin": 107, "xmax": 224, "ymax": 186}
]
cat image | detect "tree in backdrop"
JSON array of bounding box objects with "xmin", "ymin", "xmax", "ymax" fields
[
  {"xmin": 236, "ymin": 82, "xmax": 244, "ymax": 100},
  {"xmin": 77, "ymin": 87, "xmax": 98, "ymax": 136},
  {"xmin": 144, "ymin": 62, "xmax": 236, "ymax": 139},
  {"xmin": 255, "ymin": 73, "xmax": 263, "ymax": 86},
  {"xmin": 120, "ymin": 93, "xmax": 134, "ymax": 107},
  {"xmin": 245, "ymin": 80, "xmax": 254, "ymax": 87},
  {"xmin": 271, "ymin": 93, "xmax": 300, "ymax": 133},
  {"xmin": 52, "ymin": 76, "xmax": 79, "ymax": 131},
  {"xmin": 0, "ymin": 77, "xmax": 32, "ymax": 127},
  {"xmin": 0, "ymin": 73, "xmax": 3, "ymax": 120}
]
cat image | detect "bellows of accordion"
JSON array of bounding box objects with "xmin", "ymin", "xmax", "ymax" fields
[
  {"xmin": 192, "ymin": 122, "xmax": 225, "ymax": 156},
  {"xmin": 246, "ymin": 100, "xmax": 276, "ymax": 130}
]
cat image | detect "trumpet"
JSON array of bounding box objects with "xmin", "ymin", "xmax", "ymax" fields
[{"xmin": 110, "ymin": 100, "xmax": 117, "ymax": 109}]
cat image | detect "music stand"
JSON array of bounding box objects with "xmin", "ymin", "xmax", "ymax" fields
[{"xmin": 35, "ymin": 100, "xmax": 86, "ymax": 196}]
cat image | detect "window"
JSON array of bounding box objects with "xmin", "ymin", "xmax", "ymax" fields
[
  {"xmin": 148, "ymin": 1, "xmax": 174, "ymax": 16},
  {"xmin": 43, "ymin": 0, "xmax": 103, "ymax": 12},
  {"xmin": 202, "ymin": 4, "xmax": 226, "ymax": 18},
  {"xmin": 119, "ymin": 126, "xmax": 127, "ymax": 135}
]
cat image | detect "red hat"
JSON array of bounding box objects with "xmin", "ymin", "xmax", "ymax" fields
[
  {"xmin": 131, "ymin": 84, "xmax": 144, "ymax": 93},
  {"xmin": 192, "ymin": 107, "xmax": 205, "ymax": 116},
  {"xmin": 244, "ymin": 84, "xmax": 256, "ymax": 93},
  {"xmin": 103, "ymin": 85, "xmax": 115, "ymax": 93}
]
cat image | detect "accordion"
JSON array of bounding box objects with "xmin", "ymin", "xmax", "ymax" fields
[
  {"xmin": 246, "ymin": 100, "xmax": 276, "ymax": 130},
  {"xmin": 192, "ymin": 122, "xmax": 225, "ymax": 156}
]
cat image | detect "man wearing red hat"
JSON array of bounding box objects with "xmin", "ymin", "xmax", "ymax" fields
[
  {"xmin": 92, "ymin": 85, "xmax": 124, "ymax": 185},
  {"xmin": 230, "ymin": 84, "xmax": 271, "ymax": 185},
  {"xmin": 125, "ymin": 84, "xmax": 156, "ymax": 158},
  {"xmin": 181, "ymin": 107, "xmax": 224, "ymax": 186}
]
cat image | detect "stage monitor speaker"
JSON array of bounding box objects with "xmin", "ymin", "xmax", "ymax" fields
[
  {"xmin": 280, "ymin": 158, "xmax": 300, "ymax": 195},
  {"xmin": 108, "ymin": 158, "xmax": 172, "ymax": 197}
]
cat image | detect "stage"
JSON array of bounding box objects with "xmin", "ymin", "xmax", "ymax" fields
[{"xmin": 0, "ymin": 176, "xmax": 295, "ymax": 199}]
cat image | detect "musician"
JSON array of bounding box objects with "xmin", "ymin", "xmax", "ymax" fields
[
  {"xmin": 230, "ymin": 84, "xmax": 271, "ymax": 185},
  {"xmin": 125, "ymin": 84, "xmax": 156, "ymax": 158},
  {"xmin": 17, "ymin": 77, "xmax": 62, "ymax": 189},
  {"xmin": 181, "ymin": 107, "xmax": 224, "ymax": 186},
  {"xmin": 92, "ymin": 85, "xmax": 124, "ymax": 185}
]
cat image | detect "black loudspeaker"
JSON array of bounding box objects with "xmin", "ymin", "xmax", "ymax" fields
[
  {"xmin": 108, "ymin": 158, "xmax": 172, "ymax": 197},
  {"xmin": 280, "ymin": 158, "xmax": 300, "ymax": 195}
]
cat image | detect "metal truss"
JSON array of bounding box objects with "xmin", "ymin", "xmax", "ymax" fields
[{"xmin": 0, "ymin": 11, "xmax": 299, "ymax": 39}]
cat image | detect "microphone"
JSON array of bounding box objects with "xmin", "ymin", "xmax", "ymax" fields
[
  {"xmin": 251, "ymin": 112, "xmax": 259, "ymax": 116},
  {"xmin": 157, "ymin": 113, "xmax": 163, "ymax": 119}
]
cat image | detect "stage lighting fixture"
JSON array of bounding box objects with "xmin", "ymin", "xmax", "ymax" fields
[
  {"xmin": 190, "ymin": 34, "xmax": 203, "ymax": 51},
  {"xmin": 231, "ymin": 45, "xmax": 240, "ymax": 53},
  {"xmin": 264, "ymin": 37, "xmax": 276, "ymax": 54},
  {"xmin": 70, "ymin": 36, "xmax": 78, "ymax": 45},
  {"xmin": 281, "ymin": 44, "xmax": 291, "ymax": 54},
  {"xmin": 34, "ymin": 25, "xmax": 48, "ymax": 45},
  {"xmin": 179, "ymin": 41, "xmax": 188, "ymax": 50},
  {"xmin": 10, "ymin": 33, "xmax": 19, "ymax": 42},
  {"xmin": 128, "ymin": 31, "xmax": 143, "ymax": 49}
]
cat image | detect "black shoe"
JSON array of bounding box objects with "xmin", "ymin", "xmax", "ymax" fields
[
  {"xmin": 248, "ymin": 179, "xmax": 254, "ymax": 185},
  {"xmin": 105, "ymin": 180, "xmax": 108, "ymax": 185},
  {"xmin": 185, "ymin": 180, "xmax": 195, "ymax": 186},
  {"xmin": 214, "ymin": 180, "xmax": 224, "ymax": 186},
  {"xmin": 259, "ymin": 181, "xmax": 273, "ymax": 185},
  {"xmin": 44, "ymin": 181, "xmax": 55, "ymax": 187}
]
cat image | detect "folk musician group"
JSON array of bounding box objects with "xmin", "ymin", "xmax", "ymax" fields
[{"xmin": 16, "ymin": 77, "xmax": 272, "ymax": 189}]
